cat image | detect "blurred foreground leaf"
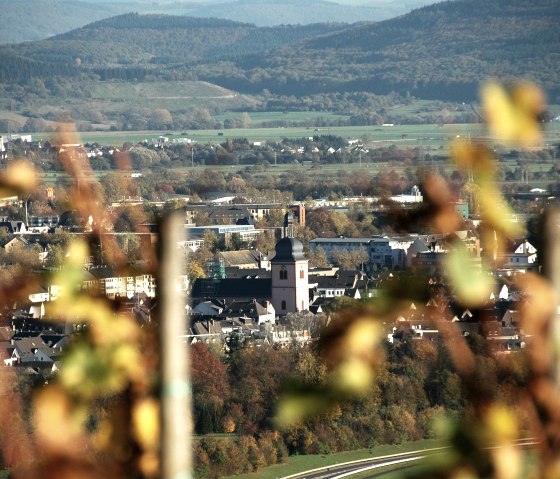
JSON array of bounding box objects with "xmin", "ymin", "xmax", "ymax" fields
[
  {"xmin": 481, "ymin": 81, "xmax": 545, "ymax": 148},
  {"xmin": 445, "ymin": 245, "xmax": 495, "ymax": 307}
]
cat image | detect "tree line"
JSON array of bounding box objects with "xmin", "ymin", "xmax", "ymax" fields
[{"xmin": 190, "ymin": 328, "xmax": 525, "ymax": 478}]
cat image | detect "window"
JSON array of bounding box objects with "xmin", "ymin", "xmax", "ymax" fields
[
  {"xmin": 300, "ymin": 270, "xmax": 304, "ymax": 279},
  {"xmin": 281, "ymin": 300, "xmax": 286, "ymax": 310},
  {"xmin": 280, "ymin": 267, "xmax": 288, "ymax": 280}
]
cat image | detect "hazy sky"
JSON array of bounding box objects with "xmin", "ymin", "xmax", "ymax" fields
[{"xmin": 96, "ymin": 0, "xmax": 434, "ymax": 5}]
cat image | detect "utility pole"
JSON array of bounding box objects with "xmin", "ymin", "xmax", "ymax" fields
[{"xmin": 191, "ymin": 147, "xmax": 194, "ymax": 168}]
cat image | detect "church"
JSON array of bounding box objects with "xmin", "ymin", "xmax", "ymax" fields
[
  {"xmin": 191, "ymin": 236, "xmax": 310, "ymax": 316},
  {"xmin": 271, "ymin": 237, "xmax": 309, "ymax": 314}
]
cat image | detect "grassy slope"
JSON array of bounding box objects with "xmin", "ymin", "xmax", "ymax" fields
[{"xmin": 0, "ymin": 80, "xmax": 253, "ymax": 126}]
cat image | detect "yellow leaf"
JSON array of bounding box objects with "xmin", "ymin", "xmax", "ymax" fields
[
  {"xmin": 331, "ymin": 357, "xmax": 376, "ymax": 395},
  {"xmin": 445, "ymin": 246, "xmax": 495, "ymax": 307},
  {"xmin": 133, "ymin": 398, "xmax": 160, "ymax": 451},
  {"xmin": 275, "ymin": 394, "xmax": 329, "ymax": 427},
  {"xmin": 481, "ymin": 81, "xmax": 544, "ymax": 148},
  {"xmin": 0, "ymin": 159, "xmax": 38, "ymax": 194},
  {"xmin": 450, "ymin": 139, "xmax": 496, "ymax": 180},
  {"xmin": 343, "ymin": 317, "xmax": 382, "ymax": 359},
  {"xmin": 477, "ymin": 187, "xmax": 525, "ymax": 239},
  {"xmin": 484, "ymin": 404, "xmax": 518, "ymax": 443},
  {"xmin": 34, "ymin": 385, "xmax": 86, "ymax": 454}
]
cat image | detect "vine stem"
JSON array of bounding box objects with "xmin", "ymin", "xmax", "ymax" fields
[{"xmin": 159, "ymin": 211, "xmax": 192, "ymax": 479}]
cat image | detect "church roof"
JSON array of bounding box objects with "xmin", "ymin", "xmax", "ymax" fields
[
  {"xmin": 272, "ymin": 237, "xmax": 306, "ymax": 262},
  {"xmin": 191, "ymin": 278, "xmax": 272, "ymax": 301}
]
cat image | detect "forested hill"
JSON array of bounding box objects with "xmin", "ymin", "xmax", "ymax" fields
[
  {"xmin": 1, "ymin": 0, "xmax": 559, "ymax": 103},
  {"xmin": 0, "ymin": 13, "xmax": 345, "ymax": 69},
  {"xmin": 205, "ymin": 0, "xmax": 560, "ymax": 101},
  {"xmin": 0, "ymin": 0, "xmax": 435, "ymax": 44}
]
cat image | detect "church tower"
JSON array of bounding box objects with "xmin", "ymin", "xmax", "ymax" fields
[{"xmin": 271, "ymin": 237, "xmax": 309, "ymax": 315}]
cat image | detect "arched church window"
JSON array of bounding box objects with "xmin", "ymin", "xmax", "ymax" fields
[{"xmin": 281, "ymin": 300, "xmax": 286, "ymax": 310}]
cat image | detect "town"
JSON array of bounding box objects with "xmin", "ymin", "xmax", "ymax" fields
[
  {"xmin": 1, "ymin": 125, "xmax": 551, "ymax": 478},
  {"xmin": 0, "ymin": 132, "xmax": 543, "ymax": 374}
]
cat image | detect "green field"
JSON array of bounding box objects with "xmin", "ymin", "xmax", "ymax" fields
[
  {"xmin": 214, "ymin": 111, "xmax": 351, "ymax": 125},
  {"xmin": 225, "ymin": 439, "xmax": 444, "ymax": 479},
  {"xmin": 77, "ymin": 123, "xmax": 488, "ymax": 146},
  {"xmin": 386, "ymin": 99, "xmax": 464, "ymax": 116},
  {"xmin": 23, "ymin": 122, "xmax": 559, "ymax": 150}
]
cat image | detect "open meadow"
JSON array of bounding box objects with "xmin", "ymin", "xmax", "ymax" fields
[
  {"xmin": 30, "ymin": 121, "xmax": 560, "ymax": 150},
  {"xmin": 60, "ymin": 121, "xmax": 560, "ymax": 147}
]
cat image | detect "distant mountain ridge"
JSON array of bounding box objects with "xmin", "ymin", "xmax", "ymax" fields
[
  {"xmin": 210, "ymin": 0, "xmax": 560, "ymax": 101},
  {"xmin": 19, "ymin": 14, "xmax": 346, "ymax": 66},
  {"xmin": 0, "ymin": 0, "xmax": 436, "ymax": 44},
  {"xmin": 0, "ymin": 0, "xmax": 126, "ymax": 44},
  {"xmin": 182, "ymin": 0, "xmax": 405, "ymax": 27}
]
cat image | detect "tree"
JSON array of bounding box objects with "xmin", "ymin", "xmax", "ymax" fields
[
  {"xmin": 45, "ymin": 243, "xmax": 66, "ymax": 270},
  {"xmin": 229, "ymin": 233, "xmax": 248, "ymax": 251},
  {"xmin": 100, "ymin": 173, "xmax": 131, "ymax": 203},
  {"xmin": 253, "ymin": 230, "xmax": 276, "ymax": 253},
  {"xmin": 331, "ymin": 211, "xmax": 359, "ymax": 237},
  {"xmin": 0, "ymin": 242, "xmax": 42, "ymax": 269},
  {"xmin": 307, "ymin": 245, "xmax": 329, "ymax": 268},
  {"xmin": 264, "ymin": 209, "xmax": 285, "ymax": 228},
  {"xmin": 129, "ymin": 146, "xmax": 160, "ymax": 170},
  {"xmin": 191, "ymin": 343, "xmax": 231, "ymax": 434},
  {"xmin": 306, "ymin": 207, "xmax": 336, "ymax": 237},
  {"xmin": 285, "ymin": 311, "xmax": 327, "ymax": 341},
  {"xmin": 240, "ymin": 112, "xmax": 253, "ymax": 129},
  {"xmin": 228, "ymin": 347, "xmax": 292, "ymax": 434},
  {"xmin": 116, "ymin": 233, "xmax": 142, "ymax": 261},
  {"xmin": 113, "ymin": 206, "xmax": 147, "ymax": 233},
  {"xmin": 331, "ymin": 247, "xmax": 369, "ymax": 270},
  {"xmin": 149, "ymin": 108, "xmax": 174, "ymax": 129}
]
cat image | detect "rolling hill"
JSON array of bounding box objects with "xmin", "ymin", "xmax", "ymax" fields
[
  {"xmin": 0, "ymin": 0, "xmax": 436, "ymax": 44},
  {"xmin": 1, "ymin": 14, "xmax": 345, "ymax": 68},
  {"xmin": 205, "ymin": 0, "xmax": 560, "ymax": 101}
]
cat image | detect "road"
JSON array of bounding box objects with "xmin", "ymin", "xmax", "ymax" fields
[
  {"xmin": 282, "ymin": 439, "xmax": 537, "ymax": 479},
  {"xmin": 281, "ymin": 448, "xmax": 442, "ymax": 479}
]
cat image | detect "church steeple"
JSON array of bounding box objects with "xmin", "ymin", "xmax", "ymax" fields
[{"xmin": 271, "ymin": 237, "xmax": 309, "ymax": 315}]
